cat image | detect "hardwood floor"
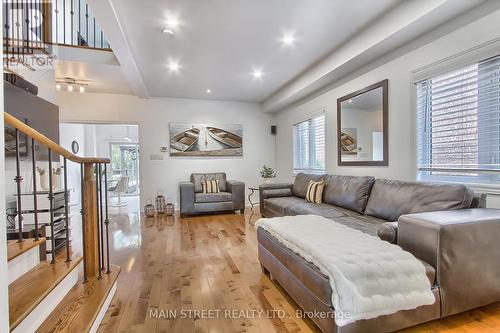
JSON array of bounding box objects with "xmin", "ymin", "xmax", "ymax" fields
[{"xmin": 97, "ymin": 209, "xmax": 500, "ymax": 333}]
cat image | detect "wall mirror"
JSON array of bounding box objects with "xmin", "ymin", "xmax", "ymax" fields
[{"xmin": 337, "ymin": 79, "xmax": 388, "ymax": 166}]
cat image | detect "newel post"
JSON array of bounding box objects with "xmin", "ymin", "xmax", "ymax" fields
[{"xmin": 83, "ymin": 163, "xmax": 99, "ymax": 277}]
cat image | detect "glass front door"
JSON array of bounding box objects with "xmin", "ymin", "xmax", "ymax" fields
[{"xmin": 110, "ymin": 143, "xmax": 140, "ymax": 195}]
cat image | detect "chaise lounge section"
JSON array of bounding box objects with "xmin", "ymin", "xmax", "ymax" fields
[{"xmin": 257, "ymin": 173, "xmax": 500, "ymax": 332}]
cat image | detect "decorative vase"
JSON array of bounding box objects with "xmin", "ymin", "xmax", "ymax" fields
[
  {"xmin": 144, "ymin": 199, "xmax": 156, "ymax": 217},
  {"xmin": 262, "ymin": 177, "xmax": 273, "ymax": 184},
  {"xmin": 52, "ymin": 174, "xmax": 61, "ymax": 190},
  {"xmin": 155, "ymin": 193, "xmax": 166, "ymax": 214},
  {"xmin": 165, "ymin": 203, "xmax": 174, "ymax": 216},
  {"xmin": 40, "ymin": 174, "xmax": 49, "ymax": 191}
]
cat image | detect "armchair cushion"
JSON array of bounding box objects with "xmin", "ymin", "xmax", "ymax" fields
[{"xmin": 195, "ymin": 192, "xmax": 232, "ymax": 203}]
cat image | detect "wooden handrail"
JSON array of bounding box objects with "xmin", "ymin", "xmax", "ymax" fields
[{"xmin": 4, "ymin": 112, "xmax": 110, "ymax": 164}]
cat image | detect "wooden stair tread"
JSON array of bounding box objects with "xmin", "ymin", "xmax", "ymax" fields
[
  {"xmin": 9, "ymin": 257, "xmax": 83, "ymax": 331},
  {"xmin": 36, "ymin": 265, "xmax": 121, "ymax": 333},
  {"xmin": 7, "ymin": 238, "xmax": 46, "ymax": 262}
]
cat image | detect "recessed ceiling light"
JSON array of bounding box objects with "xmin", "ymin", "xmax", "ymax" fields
[
  {"xmin": 165, "ymin": 15, "xmax": 181, "ymax": 32},
  {"xmin": 251, "ymin": 68, "xmax": 264, "ymax": 80},
  {"xmin": 280, "ymin": 32, "xmax": 296, "ymax": 47},
  {"xmin": 206, "ymin": 89, "xmax": 212, "ymax": 94},
  {"xmin": 167, "ymin": 60, "xmax": 181, "ymax": 73},
  {"xmin": 162, "ymin": 28, "xmax": 175, "ymax": 36}
]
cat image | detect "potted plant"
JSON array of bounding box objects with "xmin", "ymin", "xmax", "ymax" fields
[{"xmin": 260, "ymin": 165, "xmax": 276, "ymax": 184}]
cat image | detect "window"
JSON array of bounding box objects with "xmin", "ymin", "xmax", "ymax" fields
[
  {"xmin": 417, "ymin": 55, "xmax": 500, "ymax": 184},
  {"xmin": 293, "ymin": 113, "xmax": 325, "ymax": 173}
]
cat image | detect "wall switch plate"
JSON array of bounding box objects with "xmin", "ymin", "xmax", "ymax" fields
[
  {"xmin": 150, "ymin": 154, "xmax": 164, "ymax": 160},
  {"xmin": 160, "ymin": 146, "xmax": 168, "ymax": 152}
]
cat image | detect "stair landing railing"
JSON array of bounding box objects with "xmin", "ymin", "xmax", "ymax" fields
[
  {"xmin": 5, "ymin": 112, "xmax": 112, "ymax": 281},
  {"xmin": 3, "ymin": 0, "xmax": 111, "ymax": 70}
]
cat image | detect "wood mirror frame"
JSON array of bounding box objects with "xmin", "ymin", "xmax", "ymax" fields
[{"xmin": 337, "ymin": 79, "xmax": 388, "ymax": 166}]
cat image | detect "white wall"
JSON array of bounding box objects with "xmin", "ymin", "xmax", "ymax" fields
[
  {"xmin": 274, "ymin": 9, "xmax": 500, "ymax": 207},
  {"xmin": 57, "ymin": 92, "xmax": 275, "ymax": 207}
]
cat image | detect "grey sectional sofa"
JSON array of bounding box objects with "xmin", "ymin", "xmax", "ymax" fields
[
  {"xmin": 257, "ymin": 173, "xmax": 500, "ymax": 333},
  {"xmin": 179, "ymin": 172, "xmax": 245, "ymax": 216}
]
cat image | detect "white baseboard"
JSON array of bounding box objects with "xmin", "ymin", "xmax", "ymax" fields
[
  {"xmin": 12, "ymin": 261, "xmax": 81, "ymax": 333},
  {"xmin": 8, "ymin": 245, "xmax": 40, "ymax": 284},
  {"xmin": 89, "ymin": 280, "xmax": 117, "ymax": 333}
]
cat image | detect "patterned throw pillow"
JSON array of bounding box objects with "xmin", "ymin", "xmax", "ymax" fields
[
  {"xmin": 305, "ymin": 180, "xmax": 324, "ymax": 204},
  {"xmin": 202, "ymin": 180, "xmax": 220, "ymax": 193}
]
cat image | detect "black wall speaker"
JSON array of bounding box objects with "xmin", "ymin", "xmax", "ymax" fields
[{"xmin": 271, "ymin": 125, "xmax": 277, "ymax": 135}]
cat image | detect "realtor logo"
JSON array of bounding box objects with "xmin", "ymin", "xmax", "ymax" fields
[{"xmin": 3, "ymin": 0, "xmax": 57, "ymax": 70}]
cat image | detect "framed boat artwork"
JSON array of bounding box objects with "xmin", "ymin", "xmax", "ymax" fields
[{"xmin": 169, "ymin": 123, "xmax": 243, "ymax": 156}]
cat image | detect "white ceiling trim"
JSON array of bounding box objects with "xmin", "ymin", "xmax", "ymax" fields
[
  {"xmin": 87, "ymin": 0, "xmax": 148, "ymax": 98},
  {"xmin": 261, "ymin": 0, "xmax": 449, "ymax": 112}
]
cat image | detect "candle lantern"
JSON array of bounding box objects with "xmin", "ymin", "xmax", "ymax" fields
[
  {"xmin": 155, "ymin": 193, "xmax": 166, "ymax": 214},
  {"xmin": 144, "ymin": 199, "xmax": 156, "ymax": 217}
]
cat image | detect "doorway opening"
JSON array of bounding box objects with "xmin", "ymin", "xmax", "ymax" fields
[{"xmin": 59, "ymin": 122, "xmax": 140, "ymax": 214}]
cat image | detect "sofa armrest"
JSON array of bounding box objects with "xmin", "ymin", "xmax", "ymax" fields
[
  {"xmin": 377, "ymin": 221, "xmax": 398, "ymax": 243},
  {"xmin": 259, "ymin": 183, "xmax": 293, "ymax": 214},
  {"xmin": 179, "ymin": 181, "xmax": 195, "ymax": 214},
  {"xmin": 262, "ymin": 188, "xmax": 293, "ymax": 199},
  {"xmin": 398, "ymin": 209, "xmax": 500, "ymax": 316},
  {"xmin": 227, "ymin": 180, "xmax": 245, "ymax": 211}
]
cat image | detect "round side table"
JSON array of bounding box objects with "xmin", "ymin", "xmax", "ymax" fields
[{"xmin": 248, "ymin": 186, "xmax": 259, "ymax": 212}]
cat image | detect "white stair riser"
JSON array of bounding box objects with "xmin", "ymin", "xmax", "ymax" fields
[
  {"xmin": 89, "ymin": 281, "xmax": 117, "ymax": 333},
  {"xmin": 8, "ymin": 245, "xmax": 40, "ymax": 285},
  {"xmin": 12, "ymin": 262, "xmax": 82, "ymax": 333}
]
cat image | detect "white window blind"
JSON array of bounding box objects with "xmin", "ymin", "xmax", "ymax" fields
[
  {"xmin": 293, "ymin": 113, "xmax": 325, "ymax": 173},
  {"xmin": 417, "ymin": 54, "xmax": 500, "ymax": 184}
]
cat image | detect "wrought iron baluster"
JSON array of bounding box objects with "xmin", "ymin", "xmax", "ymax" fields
[
  {"xmin": 70, "ymin": 0, "xmax": 74, "ymax": 45},
  {"xmin": 63, "ymin": 0, "xmax": 66, "ymax": 44},
  {"xmin": 85, "ymin": 3, "xmax": 88, "ymax": 44},
  {"xmin": 95, "ymin": 163, "xmax": 102, "ymax": 279},
  {"xmin": 80, "ymin": 163, "xmax": 88, "ymax": 282},
  {"xmin": 48, "ymin": 149, "xmax": 55, "ymax": 263},
  {"xmin": 4, "ymin": 0, "xmax": 9, "ymax": 67},
  {"xmin": 54, "ymin": 0, "xmax": 58, "ymax": 44},
  {"xmin": 100, "ymin": 30, "xmax": 103, "ymax": 49},
  {"xmin": 31, "ymin": 138, "xmax": 39, "ymax": 241},
  {"xmin": 25, "ymin": 0, "xmax": 30, "ymax": 55},
  {"xmin": 98, "ymin": 163, "xmax": 104, "ymax": 270},
  {"xmin": 104, "ymin": 163, "xmax": 110, "ymax": 273},
  {"xmin": 63, "ymin": 157, "xmax": 71, "ymax": 262},
  {"xmin": 14, "ymin": 129, "xmax": 23, "ymax": 243},
  {"xmin": 93, "ymin": 17, "xmax": 95, "ymax": 48}
]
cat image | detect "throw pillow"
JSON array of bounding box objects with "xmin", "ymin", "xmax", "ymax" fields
[
  {"xmin": 202, "ymin": 179, "xmax": 220, "ymax": 193},
  {"xmin": 305, "ymin": 180, "xmax": 324, "ymax": 204}
]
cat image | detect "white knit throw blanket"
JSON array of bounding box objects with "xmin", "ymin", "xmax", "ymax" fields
[{"xmin": 255, "ymin": 215, "xmax": 435, "ymax": 326}]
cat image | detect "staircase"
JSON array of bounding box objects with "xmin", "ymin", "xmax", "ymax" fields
[{"xmin": 4, "ymin": 112, "xmax": 119, "ymax": 332}]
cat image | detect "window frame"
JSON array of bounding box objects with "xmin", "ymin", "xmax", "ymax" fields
[
  {"xmin": 292, "ymin": 109, "xmax": 326, "ymax": 174},
  {"xmin": 414, "ymin": 52, "xmax": 500, "ymax": 186}
]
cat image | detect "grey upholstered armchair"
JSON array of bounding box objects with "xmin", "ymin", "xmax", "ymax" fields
[{"xmin": 179, "ymin": 172, "xmax": 245, "ymax": 216}]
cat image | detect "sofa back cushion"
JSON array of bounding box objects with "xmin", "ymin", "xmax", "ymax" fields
[
  {"xmin": 292, "ymin": 173, "xmax": 324, "ymax": 198},
  {"xmin": 323, "ymin": 175, "xmax": 375, "ymax": 213},
  {"xmin": 191, "ymin": 172, "xmax": 227, "ymax": 193},
  {"xmin": 365, "ymin": 179, "xmax": 474, "ymax": 221}
]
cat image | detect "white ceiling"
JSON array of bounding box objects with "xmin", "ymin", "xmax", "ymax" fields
[
  {"xmin": 79, "ymin": 0, "xmax": 497, "ymax": 108},
  {"xmin": 110, "ymin": 0, "xmax": 399, "ymax": 102}
]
